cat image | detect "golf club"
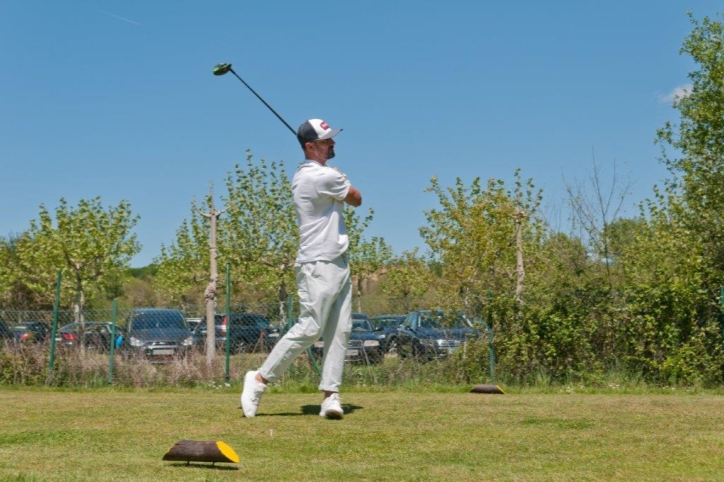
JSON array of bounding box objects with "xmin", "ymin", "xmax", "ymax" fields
[{"xmin": 212, "ymin": 62, "xmax": 296, "ymax": 136}]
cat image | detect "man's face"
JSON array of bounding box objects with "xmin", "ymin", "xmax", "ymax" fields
[{"xmin": 311, "ymin": 138, "xmax": 336, "ymax": 161}]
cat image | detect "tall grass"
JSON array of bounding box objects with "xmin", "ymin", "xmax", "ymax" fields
[{"xmin": 1, "ymin": 340, "xmax": 720, "ymax": 392}]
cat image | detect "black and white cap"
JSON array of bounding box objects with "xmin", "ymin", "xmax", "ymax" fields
[{"xmin": 296, "ymin": 119, "xmax": 342, "ymax": 146}]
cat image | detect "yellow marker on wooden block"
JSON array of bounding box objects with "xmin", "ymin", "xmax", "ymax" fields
[
  {"xmin": 470, "ymin": 384, "xmax": 505, "ymax": 394},
  {"xmin": 163, "ymin": 440, "xmax": 240, "ymax": 464}
]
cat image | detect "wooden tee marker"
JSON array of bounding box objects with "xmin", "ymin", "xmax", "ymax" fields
[
  {"xmin": 163, "ymin": 440, "xmax": 239, "ymax": 465},
  {"xmin": 470, "ymin": 384, "xmax": 505, "ymax": 394}
]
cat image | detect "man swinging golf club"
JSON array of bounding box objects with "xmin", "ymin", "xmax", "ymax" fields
[{"xmin": 241, "ymin": 118, "xmax": 362, "ymax": 419}]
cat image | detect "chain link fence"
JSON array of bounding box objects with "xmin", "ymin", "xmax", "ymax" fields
[{"xmin": 0, "ymin": 296, "xmax": 495, "ymax": 388}]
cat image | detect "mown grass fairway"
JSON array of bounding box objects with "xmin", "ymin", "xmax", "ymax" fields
[{"xmin": 1, "ymin": 388, "xmax": 723, "ymax": 481}]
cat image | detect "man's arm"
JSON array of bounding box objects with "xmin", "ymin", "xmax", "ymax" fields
[{"xmin": 344, "ymin": 186, "xmax": 362, "ymax": 207}]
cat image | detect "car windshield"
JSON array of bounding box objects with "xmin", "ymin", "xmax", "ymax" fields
[
  {"xmin": 254, "ymin": 318, "xmax": 270, "ymax": 329},
  {"xmin": 231, "ymin": 314, "xmax": 269, "ymax": 327},
  {"xmin": 60, "ymin": 323, "xmax": 81, "ymax": 333},
  {"xmin": 374, "ymin": 317, "xmax": 402, "ymax": 328},
  {"xmin": 131, "ymin": 313, "xmax": 186, "ymax": 330},
  {"xmin": 352, "ymin": 319, "xmax": 373, "ymax": 332},
  {"xmin": 420, "ymin": 312, "xmax": 469, "ymax": 329},
  {"xmin": 62, "ymin": 323, "xmax": 102, "ymax": 332},
  {"xmin": 89, "ymin": 324, "xmax": 111, "ymax": 333}
]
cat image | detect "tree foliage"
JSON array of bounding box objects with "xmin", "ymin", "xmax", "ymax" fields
[
  {"xmin": 657, "ymin": 13, "xmax": 724, "ymax": 272},
  {"xmin": 221, "ymin": 153, "xmax": 298, "ymax": 298},
  {"xmin": 0, "ymin": 234, "xmax": 40, "ymax": 308},
  {"xmin": 420, "ymin": 169, "xmax": 542, "ymax": 315},
  {"xmin": 381, "ymin": 248, "xmax": 433, "ymax": 313},
  {"xmin": 346, "ymin": 205, "xmax": 394, "ymax": 307},
  {"xmin": 16, "ymin": 197, "xmax": 140, "ymax": 312},
  {"xmin": 575, "ymin": 13, "xmax": 724, "ymax": 384},
  {"xmin": 154, "ymin": 153, "xmax": 296, "ymax": 305}
]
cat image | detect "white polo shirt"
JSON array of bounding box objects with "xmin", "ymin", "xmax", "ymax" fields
[{"xmin": 292, "ymin": 160, "xmax": 351, "ymax": 263}]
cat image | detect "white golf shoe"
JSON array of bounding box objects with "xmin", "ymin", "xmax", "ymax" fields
[
  {"xmin": 240, "ymin": 370, "xmax": 266, "ymax": 418},
  {"xmin": 319, "ymin": 393, "xmax": 344, "ymax": 419}
]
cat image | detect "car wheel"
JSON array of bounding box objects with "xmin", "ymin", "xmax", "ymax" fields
[
  {"xmin": 387, "ymin": 337, "xmax": 398, "ymax": 355},
  {"xmin": 232, "ymin": 340, "xmax": 248, "ymax": 354},
  {"xmin": 398, "ymin": 344, "xmax": 409, "ymax": 360},
  {"xmin": 412, "ymin": 344, "xmax": 425, "ymax": 360},
  {"xmin": 361, "ymin": 351, "xmax": 376, "ymax": 365}
]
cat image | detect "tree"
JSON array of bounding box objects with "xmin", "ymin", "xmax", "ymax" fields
[
  {"xmin": 122, "ymin": 277, "xmax": 161, "ymax": 309},
  {"xmin": 0, "ymin": 233, "xmax": 44, "ymax": 309},
  {"xmin": 195, "ymin": 184, "xmax": 225, "ymax": 366},
  {"xmin": 419, "ymin": 170, "xmax": 542, "ymax": 315},
  {"xmin": 564, "ymin": 158, "xmax": 633, "ymax": 291},
  {"xmin": 344, "ymin": 206, "xmax": 393, "ymax": 311},
  {"xmin": 656, "ymin": 13, "xmax": 724, "ymax": 274},
  {"xmin": 381, "ymin": 248, "xmax": 433, "ymax": 313},
  {"xmin": 19, "ymin": 197, "xmax": 140, "ymax": 317},
  {"xmin": 117, "ymin": 264, "xmax": 162, "ymax": 309},
  {"xmin": 154, "ymin": 150, "xmax": 297, "ymax": 308},
  {"xmin": 219, "ymin": 152, "xmax": 298, "ymax": 301},
  {"xmin": 155, "ymin": 216, "xmax": 212, "ymax": 308},
  {"xmin": 654, "ymin": 12, "xmax": 724, "ymax": 339},
  {"xmin": 610, "ymin": 12, "xmax": 724, "ymax": 383}
]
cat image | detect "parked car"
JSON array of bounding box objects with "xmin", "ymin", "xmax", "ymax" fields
[
  {"xmin": 370, "ymin": 314, "xmax": 406, "ymax": 354},
  {"xmin": 185, "ymin": 318, "xmax": 202, "ymax": 333},
  {"xmin": 312, "ymin": 313, "xmax": 385, "ymax": 364},
  {"xmin": 124, "ymin": 309, "xmax": 193, "ymax": 358},
  {"xmin": 57, "ymin": 322, "xmax": 125, "ymax": 351},
  {"xmin": 11, "ymin": 321, "xmax": 51, "ymax": 344},
  {"xmin": 192, "ymin": 313, "xmax": 279, "ymax": 354},
  {"xmin": 396, "ymin": 310, "xmax": 480, "ymax": 361}
]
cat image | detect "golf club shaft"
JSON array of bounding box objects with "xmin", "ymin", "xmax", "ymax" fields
[{"xmin": 228, "ymin": 67, "xmax": 296, "ymax": 136}]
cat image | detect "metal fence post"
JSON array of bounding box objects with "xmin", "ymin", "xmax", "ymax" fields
[
  {"xmin": 48, "ymin": 270, "xmax": 62, "ymax": 373},
  {"xmin": 286, "ymin": 294, "xmax": 294, "ymax": 332},
  {"xmin": 720, "ymin": 286, "xmax": 724, "ymax": 336},
  {"xmin": 488, "ymin": 323, "xmax": 496, "ymax": 383},
  {"xmin": 486, "ymin": 290, "xmax": 496, "ymax": 383},
  {"xmin": 225, "ymin": 263, "xmax": 231, "ymax": 384},
  {"xmin": 108, "ymin": 299, "xmax": 118, "ymax": 384},
  {"xmin": 306, "ymin": 347, "xmax": 322, "ymax": 376}
]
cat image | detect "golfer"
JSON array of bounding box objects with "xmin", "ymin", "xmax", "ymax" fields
[{"xmin": 241, "ymin": 118, "xmax": 362, "ymax": 419}]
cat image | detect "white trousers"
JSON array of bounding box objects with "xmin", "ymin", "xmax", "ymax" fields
[{"xmin": 258, "ymin": 255, "xmax": 352, "ymax": 392}]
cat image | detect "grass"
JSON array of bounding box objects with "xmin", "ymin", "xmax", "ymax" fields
[{"xmin": 1, "ymin": 387, "xmax": 724, "ymax": 481}]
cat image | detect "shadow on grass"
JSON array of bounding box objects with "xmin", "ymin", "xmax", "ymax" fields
[
  {"xmin": 242, "ymin": 403, "xmax": 364, "ymax": 417},
  {"xmin": 165, "ymin": 462, "xmax": 239, "ymax": 471}
]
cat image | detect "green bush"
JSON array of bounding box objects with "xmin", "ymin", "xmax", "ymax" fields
[{"xmin": 0, "ymin": 345, "xmax": 49, "ymax": 386}]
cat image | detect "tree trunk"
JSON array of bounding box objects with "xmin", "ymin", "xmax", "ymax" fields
[
  {"xmin": 278, "ymin": 281, "xmax": 287, "ymax": 327},
  {"xmin": 514, "ymin": 211, "xmax": 525, "ymax": 307},
  {"xmin": 356, "ymin": 277, "xmax": 363, "ymax": 313},
  {"xmin": 197, "ymin": 185, "xmax": 226, "ymax": 369},
  {"xmin": 74, "ymin": 274, "xmax": 86, "ymax": 357},
  {"xmin": 204, "ymin": 211, "xmax": 219, "ymax": 368}
]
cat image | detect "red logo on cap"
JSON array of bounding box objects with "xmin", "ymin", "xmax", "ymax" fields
[{"xmin": 320, "ymin": 121, "xmax": 330, "ymax": 130}]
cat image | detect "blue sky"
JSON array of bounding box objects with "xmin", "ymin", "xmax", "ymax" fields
[{"xmin": 1, "ymin": 1, "xmax": 720, "ymax": 267}]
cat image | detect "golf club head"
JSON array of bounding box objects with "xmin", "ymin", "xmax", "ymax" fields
[
  {"xmin": 213, "ymin": 63, "xmax": 232, "ymax": 76},
  {"xmin": 210, "ymin": 61, "xmax": 297, "ymax": 136}
]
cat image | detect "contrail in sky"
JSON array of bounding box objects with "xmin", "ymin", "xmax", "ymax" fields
[{"xmin": 94, "ymin": 8, "xmax": 141, "ymax": 26}]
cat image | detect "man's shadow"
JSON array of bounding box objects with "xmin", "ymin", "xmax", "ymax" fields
[{"xmin": 246, "ymin": 403, "xmax": 363, "ymax": 417}]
